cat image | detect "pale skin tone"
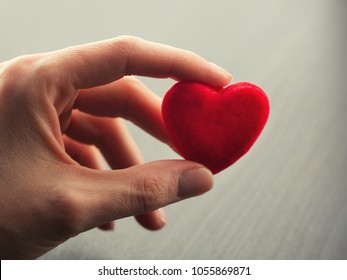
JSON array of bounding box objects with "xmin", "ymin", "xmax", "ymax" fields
[{"xmin": 0, "ymin": 36, "xmax": 232, "ymax": 259}]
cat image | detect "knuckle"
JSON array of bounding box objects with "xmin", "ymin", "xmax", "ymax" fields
[
  {"xmin": 116, "ymin": 35, "xmax": 142, "ymax": 50},
  {"xmin": 0, "ymin": 54, "xmax": 47, "ymax": 101},
  {"xmin": 48, "ymin": 188, "xmax": 85, "ymax": 236},
  {"xmin": 131, "ymin": 174, "xmax": 166, "ymax": 214},
  {"xmin": 114, "ymin": 35, "xmax": 143, "ymax": 74},
  {"xmin": 0, "ymin": 53, "xmax": 73, "ymax": 113},
  {"xmin": 1, "ymin": 55, "xmax": 41, "ymax": 82},
  {"xmin": 115, "ymin": 77, "xmax": 143, "ymax": 119}
]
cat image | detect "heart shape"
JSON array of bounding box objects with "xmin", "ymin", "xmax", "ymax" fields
[{"xmin": 162, "ymin": 81, "xmax": 270, "ymax": 174}]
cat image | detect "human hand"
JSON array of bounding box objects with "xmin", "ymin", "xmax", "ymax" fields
[{"xmin": 0, "ymin": 36, "xmax": 231, "ymax": 259}]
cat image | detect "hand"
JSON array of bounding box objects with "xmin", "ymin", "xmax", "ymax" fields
[{"xmin": 0, "ymin": 36, "xmax": 231, "ymax": 259}]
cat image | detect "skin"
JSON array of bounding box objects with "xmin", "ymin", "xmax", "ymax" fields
[{"xmin": 0, "ymin": 36, "xmax": 232, "ymax": 259}]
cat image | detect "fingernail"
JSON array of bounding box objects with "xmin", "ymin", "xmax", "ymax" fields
[
  {"xmin": 99, "ymin": 222, "xmax": 115, "ymax": 231},
  {"xmin": 209, "ymin": 62, "xmax": 233, "ymax": 81},
  {"xmin": 157, "ymin": 208, "xmax": 167, "ymax": 225},
  {"xmin": 178, "ymin": 167, "xmax": 214, "ymax": 198}
]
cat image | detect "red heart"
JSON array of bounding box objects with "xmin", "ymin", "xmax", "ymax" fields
[{"xmin": 162, "ymin": 81, "xmax": 270, "ymax": 174}]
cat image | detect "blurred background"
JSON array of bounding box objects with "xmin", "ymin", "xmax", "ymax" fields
[{"xmin": 1, "ymin": 0, "xmax": 346, "ymax": 259}]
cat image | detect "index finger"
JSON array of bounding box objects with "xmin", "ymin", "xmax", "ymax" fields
[{"xmin": 50, "ymin": 36, "xmax": 232, "ymax": 89}]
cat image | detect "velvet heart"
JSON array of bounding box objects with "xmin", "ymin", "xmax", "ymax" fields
[{"xmin": 162, "ymin": 81, "xmax": 270, "ymax": 174}]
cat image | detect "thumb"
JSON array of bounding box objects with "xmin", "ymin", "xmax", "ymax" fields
[{"xmin": 59, "ymin": 160, "xmax": 213, "ymax": 234}]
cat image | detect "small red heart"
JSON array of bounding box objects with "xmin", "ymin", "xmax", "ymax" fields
[{"xmin": 162, "ymin": 81, "xmax": 270, "ymax": 174}]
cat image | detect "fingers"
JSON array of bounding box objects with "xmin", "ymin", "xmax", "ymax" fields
[
  {"xmin": 50, "ymin": 36, "xmax": 231, "ymax": 90},
  {"xmin": 135, "ymin": 209, "xmax": 166, "ymax": 231},
  {"xmin": 59, "ymin": 160, "xmax": 213, "ymax": 234},
  {"xmin": 74, "ymin": 77, "xmax": 170, "ymax": 145},
  {"xmin": 63, "ymin": 136, "xmax": 115, "ymax": 231},
  {"xmin": 66, "ymin": 110, "xmax": 143, "ymax": 169},
  {"xmin": 48, "ymin": 36, "xmax": 223, "ymax": 234},
  {"xmin": 65, "ymin": 111, "xmax": 168, "ymax": 230},
  {"xmin": 63, "ymin": 135, "xmax": 104, "ymax": 170}
]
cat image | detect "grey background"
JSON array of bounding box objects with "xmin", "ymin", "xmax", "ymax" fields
[{"xmin": 1, "ymin": 0, "xmax": 346, "ymax": 259}]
